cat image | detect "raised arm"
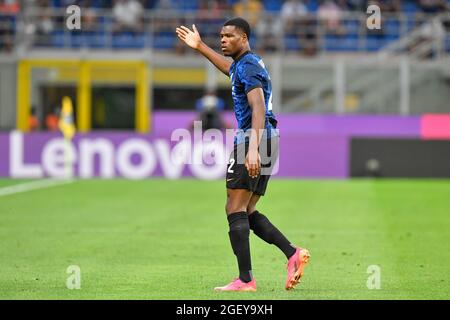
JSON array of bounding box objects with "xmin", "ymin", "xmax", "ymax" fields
[
  {"xmin": 245, "ymin": 87, "xmax": 266, "ymax": 178},
  {"xmin": 175, "ymin": 24, "xmax": 232, "ymax": 76}
]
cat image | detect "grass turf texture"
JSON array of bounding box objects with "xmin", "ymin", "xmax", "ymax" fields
[{"xmin": 0, "ymin": 178, "xmax": 449, "ymax": 300}]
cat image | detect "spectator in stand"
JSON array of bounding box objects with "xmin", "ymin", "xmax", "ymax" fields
[
  {"xmin": 191, "ymin": 89, "xmax": 229, "ymax": 131},
  {"xmin": 318, "ymin": 0, "xmax": 346, "ymax": 36},
  {"xmin": 280, "ymin": 0, "xmax": 308, "ymax": 32},
  {"xmin": 154, "ymin": 0, "xmax": 174, "ymax": 12},
  {"xmin": 45, "ymin": 107, "xmax": 60, "ymax": 132},
  {"xmin": 217, "ymin": 0, "xmax": 232, "ymax": 12},
  {"xmin": 416, "ymin": 0, "xmax": 449, "ymax": 13},
  {"xmin": 142, "ymin": 0, "xmax": 159, "ymax": 9},
  {"xmin": 233, "ymin": 0, "xmax": 263, "ymax": 28},
  {"xmin": 76, "ymin": 1, "xmax": 101, "ymax": 32},
  {"xmin": 255, "ymin": 13, "xmax": 283, "ymax": 53},
  {"xmin": 34, "ymin": 0, "xmax": 55, "ymax": 46},
  {"xmin": 0, "ymin": 0, "xmax": 19, "ymax": 52},
  {"xmin": 154, "ymin": 0, "xmax": 180, "ymax": 39},
  {"xmin": 29, "ymin": 106, "xmax": 40, "ymax": 131},
  {"xmin": 82, "ymin": 7, "xmax": 98, "ymax": 33},
  {"xmin": 0, "ymin": 0, "xmax": 19, "ymax": 13},
  {"xmin": 154, "ymin": 0, "xmax": 179, "ymax": 32},
  {"xmin": 280, "ymin": 0, "xmax": 318, "ymax": 56},
  {"xmin": 113, "ymin": 0, "xmax": 144, "ymax": 34},
  {"xmin": 18, "ymin": 0, "xmax": 54, "ymax": 47},
  {"xmin": 371, "ymin": 0, "xmax": 402, "ymax": 12},
  {"xmin": 344, "ymin": 0, "xmax": 367, "ymax": 10},
  {"xmin": 154, "ymin": 0, "xmax": 189, "ymax": 54},
  {"xmin": 344, "ymin": 0, "xmax": 401, "ymax": 11},
  {"xmin": 197, "ymin": 0, "xmax": 225, "ymax": 22},
  {"xmin": 196, "ymin": 0, "xmax": 226, "ymax": 51}
]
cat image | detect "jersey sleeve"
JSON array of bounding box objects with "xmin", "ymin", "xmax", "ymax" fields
[{"xmin": 239, "ymin": 61, "xmax": 263, "ymax": 94}]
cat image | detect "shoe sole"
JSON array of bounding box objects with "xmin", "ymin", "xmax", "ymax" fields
[
  {"xmin": 286, "ymin": 249, "xmax": 310, "ymax": 290},
  {"xmin": 214, "ymin": 287, "xmax": 256, "ymax": 292}
]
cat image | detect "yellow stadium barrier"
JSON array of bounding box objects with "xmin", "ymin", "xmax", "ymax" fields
[{"xmin": 16, "ymin": 59, "xmax": 151, "ymax": 133}]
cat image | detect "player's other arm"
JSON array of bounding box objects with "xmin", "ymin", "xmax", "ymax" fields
[
  {"xmin": 246, "ymin": 87, "xmax": 265, "ymax": 178},
  {"xmin": 175, "ymin": 25, "xmax": 231, "ymax": 76}
]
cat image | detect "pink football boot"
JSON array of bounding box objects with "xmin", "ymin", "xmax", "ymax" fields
[
  {"xmin": 285, "ymin": 247, "xmax": 310, "ymax": 290},
  {"xmin": 214, "ymin": 278, "xmax": 257, "ymax": 292}
]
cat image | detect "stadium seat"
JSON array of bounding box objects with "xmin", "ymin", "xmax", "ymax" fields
[
  {"xmin": 344, "ymin": 20, "xmax": 360, "ymax": 34},
  {"xmin": 306, "ymin": 0, "xmax": 319, "ymax": 12},
  {"xmin": 51, "ymin": 0, "xmax": 62, "ymax": 7},
  {"xmin": 51, "ymin": 30, "xmax": 66, "ymax": 48},
  {"xmin": 91, "ymin": 0, "xmax": 105, "ymax": 8},
  {"xmin": 179, "ymin": 0, "xmax": 199, "ymax": 12},
  {"xmin": 70, "ymin": 32, "xmax": 83, "ymax": 48},
  {"xmin": 70, "ymin": 32, "xmax": 108, "ymax": 49},
  {"xmin": 324, "ymin": 35, "xmax": 359, "ymax": 52},
  {"xmin": 89, "ymin": 32, "xmax": 108, "ymax": 48},
  {"xmin": 386, "ymin": 33, "xmax": 400, "ymax": 41},
  {"xmin": 365, "ymin": 38, "xmax": 386, "ymax": 52},
  {"xmin": 21, "ymin": 0, "xmax": 449, "ymax": 54},
  {"xmin": 263, "ymin": 0, "xmax": 282, "ymax": 12},
  {"xmin": 152, "ymin": 32, "xmax": 176, "ymax": 50},
  {"xmin": 403, "ymin": 1, "xmax": 419, "ymax": 13},
  {"xmin": 384, "ymin": 19, "xmax": 400, "ymax": 35},
  {"xmin": 112, "ymin": 32, "xmax": 145, "ymax": 49},
  {"xmin": 284, "ymin": 35, "xmax": 301, "ymax": 52}
]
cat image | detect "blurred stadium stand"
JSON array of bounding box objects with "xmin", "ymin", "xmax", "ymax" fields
[
  {"xmin": 0, "ymin": 0, "xmax": 449, "ymax": 53},
  {"xmin": 0, "ymin": 0, "xmax": 449, "ymax": 131}
]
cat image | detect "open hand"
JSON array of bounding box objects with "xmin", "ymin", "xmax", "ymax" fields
[{"xmin": 175, "ymin": 24, "xmax": 202, "ymax": 50}]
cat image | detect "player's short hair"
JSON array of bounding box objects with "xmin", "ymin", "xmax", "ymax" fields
[{"xmin": 223, "ymin": 17, "xmax": 251, "ymax": 40}]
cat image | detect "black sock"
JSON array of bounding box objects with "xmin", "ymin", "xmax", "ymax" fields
[
  {"xmin": 227, "ymin": 212, "xmax": 252, "ymax": 283},
  {"xmin": 248, "ymin": 210, "xmax": 296, "ymax": 259}
]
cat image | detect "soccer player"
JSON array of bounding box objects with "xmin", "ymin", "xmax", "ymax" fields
[{"xmin": 176, "ymin": 18, "xmax": 310, "ymax": 292}]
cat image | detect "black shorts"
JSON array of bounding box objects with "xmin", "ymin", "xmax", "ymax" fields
[{"xmin": 226, "ymin": 137, "xmax": 279, "ymax": 196}]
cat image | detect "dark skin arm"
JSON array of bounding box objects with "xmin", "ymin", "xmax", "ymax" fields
[
  {"xmin": 245, "ymin": 87, "xmax": 265, "ymax": 178},
  {"xmin": 175, "ymin": 24, "xmax": 231, "ymax": 76}
]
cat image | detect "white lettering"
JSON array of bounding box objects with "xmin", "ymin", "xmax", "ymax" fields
[
  {"xmin": 42, "ymin": 138, "xmax": 77, "ymax": 178},
  {"xmin": 66, "ymin": 5, "xmax": 81, "ymax": 30},
  {"xmin": 190, "ymin": 141, "xmax": 225, "ymax": 180},
  {"xmin": 79, "ymin": 139, "xmax": 114, "ymax": 178},
  {"xmin": 367, "ymin": 5, "xmax": 381, "ymax": 30},
  {"xmin": 10, "ymin": 131, "xmax": 43, "ymax": 178},
  {"xmin": 171, "ymin": 128, "xmax": 192, "ymax": 164},
  {"xmin": 154, "ymin": 139, "xmax": 186, "ymax": 179},
  {"xmin": 66, "ymin": 265, "xmax": 81, "ymax": 289},
  {"xmin": 116, "ymin": 139, "xmax": 156, "ymax": 179},
  {"xmin": 367, "ymin": 265, "xmax": 381, "ymax": 289},
  {"xmin": 6, "ymin": 133, "xmax": 239, "ymax": 179}
]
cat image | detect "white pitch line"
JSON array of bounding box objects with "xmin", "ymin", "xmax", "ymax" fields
[{"xmin": 0, "ymin": 179, "xmax": 75, "ymax": 197}]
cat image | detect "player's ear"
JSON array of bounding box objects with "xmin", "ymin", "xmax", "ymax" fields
[{"xmin": 241, "ymin": 32, "xmax": 248, "ymax": 44}]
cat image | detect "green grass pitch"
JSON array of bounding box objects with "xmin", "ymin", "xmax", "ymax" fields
[{"xmin": 0, "ymin": 178, "xmax": 449, "ymax": 299}]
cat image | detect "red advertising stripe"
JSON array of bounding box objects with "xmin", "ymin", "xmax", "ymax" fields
[{"xmin": 421, "ymin": 114, "xmax": 450, "ymax": 140}]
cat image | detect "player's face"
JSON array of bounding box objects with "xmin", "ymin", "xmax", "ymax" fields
[{"xmin": 220, "ymin": 26, "xmax": 247, "ymax": 57}]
